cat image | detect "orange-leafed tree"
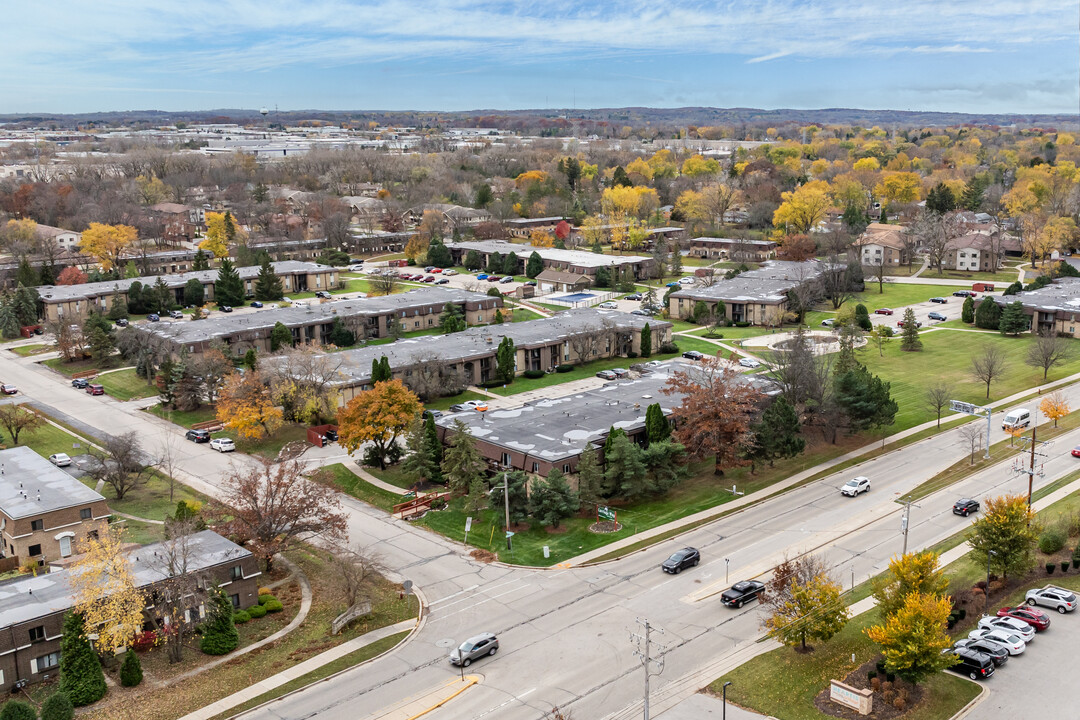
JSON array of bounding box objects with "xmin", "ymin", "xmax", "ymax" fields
[
  {"xmin": 554, "ymin": 220, "xmax": 572, "ymax": 242},
  {"xmin": 337, "ymin": 379, "xmax": 421, "ymax": 469},
  {"xmin": 56, "ymin": 266, "xmax": 88, "ymax": 285},
  {"xmin": 663, "ymin": 359, "xmax": 763, "ymax": 475},
  {"xmin": 81, "ymin": 222, "xmax": 137, "ymax": 271},
  {"xmin": 217, "ymin": 460, "xmax": 347, "ymax": 571},
  {"xmin": 530, "ymin": 229, "xmax": 555, "ymax": 247},
  {"xmin": 1040, "ymin": 391, "xmax": 1070, "ymax": 428},
  {"xmin": 216, "ymin": 370, "xmax": 283, "ymax": 439},
  {"xmin": 777, "ymin": 234, "xmax": 817, "ymax": 261},
  {"xmin": 404, "ymin": 235, "xmax": 429, "ymax": 263}
]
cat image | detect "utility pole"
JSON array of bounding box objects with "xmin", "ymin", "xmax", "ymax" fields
[
  {"xmin": 900, "ymin": 500, "xmax": 920, "ymax": 555},
  {"xmin": 630, "ymin": 618, "xmax": 666, "ymax": 720},
  {"xmin": 502, "ymin": 470, "xmax": 512, "ymax": 551},
  {"xmin": 1028, "ymin": 423, "xmax": 1037, "ymax": 507},
  {"xmin": 1010, "ymin": 428, "xmax": 1050, "ymax": 509}
]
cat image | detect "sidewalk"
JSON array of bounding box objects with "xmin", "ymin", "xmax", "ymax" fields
[
  {"xmin": 343, "ymin": 459, "xmax": 409, "ymax": 495},
  {"xmin": 566, "ymin": 369, "xmax": 1080, "ymax": 566},
  {"xmin": 360, "ymin": 675, "xmax": 480, "ymax": 720}
]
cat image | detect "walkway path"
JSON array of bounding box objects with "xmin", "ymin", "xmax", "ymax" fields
[{"xmin": 343, "ymin": 459, "xmax": 408, "ymax": 495}]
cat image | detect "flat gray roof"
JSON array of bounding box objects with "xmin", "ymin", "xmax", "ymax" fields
[
  {"xmin": 994, "ymin": 277, "xmax": 1080, "ymax": 314},
  {"xmin": 689, "ymin": 237, "xmax": 777, "ymax": 247},
  {"xmin": 0, "ymin": 447, "xmax": 105, "ymax": 520},
  {"xmin": 130, "ymin": 287, "xmax": 498, "ymax": 346},
  {"xmin": 671, "ymin": 260, "xmax": 825, "ymax": 303},
  {"xmin": 300, "ymin": 308, "xmax": 670, "ymax": 387},
  {"xmin": 0, "ymin": 530, "xmax": 251, "ymax": 628},
  {"xmin": 449, "ymin": 240, "xmax": 650, "ymax": 269},
  {"xmin": 38, "ymin": 261, "xmax": 334, "ymax": 303}
]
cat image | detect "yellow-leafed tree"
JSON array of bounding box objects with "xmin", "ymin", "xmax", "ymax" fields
[
  {"xmin": 773, "ymin": 180, "xmax": 830, "ymax": 235},
  {"xmin": 81, "ymin": 222, "xmax": 137, "ymax": 271},
  {"xmin": 874, "ymin": 172, "xmax": 923, "ymax": 205},
  {"xmin": 216, "ymin": 371, "xmax": 283, "ymax": 439},
  {"xmin": 404, "ymin": 235, "xmax": 429, "ymax": 263},
  {"xmin": 201, "ymin": 211, "xmax": 247, "ymax": 258},
  {"xmin": 530, "ymin": 229, "xmax": 555, "ymax": 248},
  {"xmin": 135, "ymin": 175, "xmax": 169, "ymax": 205},
  {"xmin": 866, "ymin": 591, "xmax": 955, "ymax": 684},
  {"xmin": 601, "ymin": 186, "xmax": 659, "ymax": 220},
  {"xmin": 681, "ymin": 154, "xmax": 720, "ymax": 177},
  {"xmin": 968, "ymin": 494, "xmax": 1039, "ymax": 580},
  {"xmin": 69, "ymin": 527, "xmax": 145, "ymax": 654},
  {"xmin": 870, "ymin": 551, "xmax": 949, "ymax": 620},
  {"xmin": 762, "ymin": 573, "xmax": 849, "ymax": 652},
  {"xmin": 337, "ymin": 379, "xmax": 421, "ymax": 469},
  {"xmin": 1040, "ymin": 391, "xmax": 1070, "ymax": 427}
]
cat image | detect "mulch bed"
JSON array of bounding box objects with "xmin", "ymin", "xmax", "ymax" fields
[
  {"xmin": 589, "ymin": 521, "xmax": 623, "ymax": 534},
  {"xmin": 813, "ymin": 659, "xmax": 925, "ymax": 720}
]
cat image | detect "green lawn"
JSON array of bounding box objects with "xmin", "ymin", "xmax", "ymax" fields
[
  {"xmin": 9, "ymin": 343, "xmax": 53, "ymax": 357},
  {"xmin": 509, "ymin": 307, "xmax": 545, "ymax": 323},
  {"xmin": 851, "ymin": 283, "xmax": 969, "ymax": 310},
  {"xmin": 81, "ymin": 470, "xmax": 206, "ymax": 523},
  {"xmin": 364, "ymin": 465, "xmax": 416, "ymax": 490},
  {"xmin": 96, "ymin": 369, "xmax": 158, "ymax": 401},
  {"xmin": 42, "ymin": 355, "xmax": 122, "ymax": 377},
  {"xmin": 17, "ymin": 418, "xmax": 91, "ymax": 459},
  {"xmin": 916, "ymin": 269, "xmax": 1018, "ymax": 283},
  {"xmin": 147, "ymin": 404, "xmax": 218, "ymax": 428},
  {"xmin": 319, "ymin": 463, "xmax": 405, "ymax": 513}
]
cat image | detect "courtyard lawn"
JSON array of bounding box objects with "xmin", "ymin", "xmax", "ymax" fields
[
  {"xmin": 42, "ymin": 355, "xmax": 122, "ymax": 377},
  {"xmin": 508, "ymin": 307, "xmax": 545, "ymax": 322},
  {"xmin": 146, "ymin": 403, "xmax": 309, "ymax": 460},
  {"xmin": 9, "ymin": 343, "xmax": 53, "ymax": 357},
  {"xmin": 851, "ymin": 283, "xmax": 967, "ymax": 309},
  {"xmin": 96, "ymin": 368, "xmax": 158, "ymax": 401},
  {"xmin": 81, "ymin": 470, "xmax": 207, "ymax": 523},
  {"xmin": 147, "ymin": 404, "xmax": 218, "ymax": 428}
]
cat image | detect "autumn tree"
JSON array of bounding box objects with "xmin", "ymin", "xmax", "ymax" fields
[
  {"xmin": 69, "ymin": 527, "xmax": 145, "ymax": 654},
  {"xmin": 530, "ymin": 229, "xmax": 555, "ymax": 248},
  {"xmin": 969, "ymin": 494, "xmax": 1039, "ymax": 580},
  {"xmin": 773, "ymin": 180, "xmax": 830, "ymax": 235},
  {"xmin": 369, "ymin": 271, "xmax": 399, "ymax": 296},
  {"xmin": 871, "ymin": 551, "xmax": 950, "ymax": 620},
  {"xmin": 1027, "ymin": 330, "xmax": 1072, "ymax": 379},
  {"xmin": 85, "ymin": 431, "xmax": 157, "ymax": 500},
  {"xmin": 202, "ymin": 211, "xmax": 245, "ymax": 258},
  {"xmin": 337, "ymin": 379, "xmax": 421, "ymax": 469},
  {"xmin": 216, "ymin": 371, "xmax": 283, "ymax": 439},
  {"xmin": 1040, "ymin": 391, "xmax": 1070, "ymax": 427},
  {"xmin": 145, "ymin": 519, "xmax": 212, "ymax": 663},
  {"xmin": 80, "ymin": 222, "xmax": 137, "ymax": 271},
  {"xmin": 218, "ymin": 460, "xmax": 347, "ymax": 571},
  {"xmin": 0, "ymin": 405, "xmax": 43, "ymax": 445},
  {"xmin": 663, "ymin": 359, "xmax": 763, "ymax": 475},
  {"xmin": 764, "ymin": 572, "xmax": 849, "ymax": 652},
  {"xmin": 56, "ymin": 266, "xmax": 88, "ymax": 285},
  {"xmin": 970, "ymin": 342, "xmax": 1007, "ymax": 398},
  {"xmin": 403, "ymin": 235, "xmax": 428, "ymax": 263},
  {"xmin": 865, "ymin": 592, "xmax": 955, "ymax": 684}
]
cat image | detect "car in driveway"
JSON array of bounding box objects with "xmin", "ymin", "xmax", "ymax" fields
[
  {"xmin": 0, "ymin": 384, "xmax": 16, "ymax": 395},
  {"xmin": 450, "ymin": 399, "xmax": 489, "ymax": 413},
  {"xmin": 596, "ymin": 369, "xmax": 617, "ymax": 380},
  {"xmin": 449, "ymin": 632, "xmax": 498, "ymax": 667},
  {"xmin": 738, "ymin": 358, "xmax": 761, "ymax": 368},
  {"xmin": 210, "ymin": 438, "xmax": 235, "ymax": 453},
  {"xmin": 1026, "ymin": 585, "xmax": 1077, "ymax": 613},
  {"xmin": 147, "ymin": 313, "xmax": 160, "ymax": 322},
  {"xmin": 185, "ymin": 429, "xmax": 211, "ymax": 443},
  {"xmin": 72, "ymin": 378, "xmax": 89, "ymax": 389},
  {"xmin": 874, "ymin": 308, "xmax": 894, "ymax": 315},
  {"xmin": 631, "ymin": 309, "xmax": 650, "ymax": 316},
  {"xmin": 953, "ymin": 498, "xmax": 980, "ymax": 516},
  {"xmin": 661, "ymin": 547, "xmax": 700, "ymax": 574},
  {"xmin": 977, "ymin": 615, "xmax": 1035, "ymax": 642},
  {"xmin": 682, "ymin": 350, "xmax": 705, "ymax": 361},
  {"xmin": 443, "ymin": 269, "xmax": 457, "ymax": 276},
  {"xmin": 968, "ymin": 627, "xmax": 1026, "ymax": 655},
  {"xmin": 946, "ymin": 647, "xmax": 995, "ymax": 681},
  {"xmin": 954, "ymin": 637, "xmax": 1009, "ymax": 666},
  {"xmin": 625, "ymin": 293, "xmax": 643, "ymax": 300},
  {"xmin": 928, "ymin": 311, "xmax": 947, "ymax": 321},
  {"xmin": 49, "ymin": 453, "xmax": 72, "ymax": 467},
  {"xmin": 436, "ymin": 277, "xmax": 450, "ymax": 284},
  {"xmin": 997, "ymin": 606, "xmax": 1051, "ymax": 631},
  {"xmin": 721, "ymin": 580, "xmax": 766, "ymax": 608},
  {"xmin": 422, "ymin": 409, "xmax": 443, "ymax": 420},
  {"xmin": 679, "ymin": 277, "xmax": 696, "ymax": 285},
  {"xmin": 929, "ymin": 297, "xmax": 948, "ymax": 304},
  {"xmin": 486, "ymin": 275, "xmax": 501, "ymax": 282},
  {"xmin": 841, "ymin": 476, "xmax": 870, "ymax": 496},
  {"xmin": 315, "ymin": 291, "xmax": 333, "ymax": 299},
  {"xmin": 666, "ymin": 282, "xmax": 680, "ymax": 287},
  {"xmin": 499, "ymin": 276, "xmax": 514, "ymax": 284},
  {"xmin": 598, "ymin": 301, "xmax": 619, "ymax": 309}
]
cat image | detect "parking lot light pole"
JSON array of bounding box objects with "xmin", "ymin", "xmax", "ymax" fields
[
  {"xmin": 985, "ymin": 550, "xmax": 996, "ymax": 614},
  {"xmin": 722, "ymin": 681, "xmax": 732, "ymax": 720}
]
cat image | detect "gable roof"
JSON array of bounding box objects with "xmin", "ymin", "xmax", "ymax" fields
[{"xmin": 854, "ymin": 223, "xmax": 906, "ymax": 250}]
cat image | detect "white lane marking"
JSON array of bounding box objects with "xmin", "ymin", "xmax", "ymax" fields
[
  {"xmin": 428, "ymin": 584, "xmax": 480, "ymax": 607},
  {"xmin": 472, "ymin": 688, "xmax": 536, "ymax": 719},
  {"xmin": 432, "ymin": 578, "xmax": 524, "ymax": 611},
  {"xmin": 429, "ymin": 583, "xmax": 534, "ymax": 622}
]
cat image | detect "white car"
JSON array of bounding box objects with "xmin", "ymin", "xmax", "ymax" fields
[
  {"xmin": 840, "ymin": 476, "xmax": 870, "ymax": 496},
  {"xmin": 598, "ymin": 301, "xmax": 619, "ymax": 309},
  {"xmin": 739, "ymin": 358, "xmax": 761, "ymax": 369},
  {"xmin": 443, "ymin": 269, "xmax": 457, "ymax": 276},
  {"xmin": 347, "ymin": 264, "xmax": 365, "ymax": 271},
  {"xmin": 967, "ymin": 627, "xmax": 1026, "ymax": 655},
  {"xmin": 678, "ymin": 277, "xmax": 696, "ymax": 285},
  {"xmin": 977, "ymin": 615, "xmax": 1035, "ymax": 642},
  {"xmin": 821, "ymin": 318, "xmax": 836, "ymax": 326},
  {"xmin": 49, "ymin": 453, "xmax": 72, "ymax": 467},
  {"xmin": 210, "ymin": 438, "xmax": 235, "ymax": 453},
  {"xmin": 1026, "ymin": 585, "xmax": 1078, "ymax": 613}
]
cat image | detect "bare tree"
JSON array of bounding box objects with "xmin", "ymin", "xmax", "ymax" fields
[
  {"xmin": 909, "ymin": 211, "xmax": 948, "ymax": 271},
  {"xmin": 86, "ymin": 431, "xmax": 159, "ymax": 500},
  {"xmin": 1026, "ymin": 330, "xmax": 1073, "ymax": 380},
  {"xmin": 970, "ymin": 343, "xmax": 1008, "ymax": 399},
  {"xmin": 158, "ymin": 433, "xmax": 181, "ymax": 502},
  {"xmin": 819, "ymin": 257, "xmax": 855, "ymax": 310},
  {"xmin": 406, "ymin": 352, "xmax": 464, "ymax": 401},
  {"xmin": 863, "ymin": 262, "xmax": 888, "ymax": 295},
  {"xmin": 369, "ymin": 271, "xmax": 399, "ymax": 297},
  {"xmin": 923, "ymin": 382, "xmax": 955, "ymax": 429},
  {"xmin": 567, "ymin": 322, "xmax": 614, "ymax": 364},
  {"xmin": 329, "ymin": 546, "xmax": 385, "ymax": 609},
  {"xmin": 146, "ymin": 518, "xmax": 214, "ymax": 663},
  {"xmin": 958, "ymin": 424, "xmax": 984, "ymax": 465},
  {"xmin": 267, "ymin": 345, "xmax": 347, "ymax": 423},
  {"xmin": 0, "ymin": 405, "xmax": 44, "ymax": 445}
]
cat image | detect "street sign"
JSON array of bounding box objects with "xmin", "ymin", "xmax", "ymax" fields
[
  {"xmin": 402, "ymin": 580, "xmax": 413, "ymax": 596},
  {"xmin": 598, "ymin": 506, "xmax": 616, "ymax": 521},
  {"xmin": 465, "ymin": 517, "xmax": 473, "ymax": 532},
  {"xmin": 506, "ymin": 531, "xmax": 515, "ymax": 538},
  {"xmin": 950, "ymin": 400, "xmax": 977, "ymax": 414}
]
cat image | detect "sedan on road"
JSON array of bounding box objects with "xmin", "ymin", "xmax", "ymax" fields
[
  {"xmin": 997, "ymin": 606, "xmax": 1051, "ymax": 631},
  {"xmin": 929, "ymin": 297, "xmax": 948, "ymax": 304},
  {"xmin": 450, "ymin": 400, "xmax": 489, "ymax": 413},
  {"xmin": 841, "ymin": 476, "xmax": 871, "ymax": 496},
  {"xmin": 721, "ymin": 580, "xmax": 766, "ymax": 608},
  {"xmin": 967, "ymin": 627, "xmax": 1026, "ymax": 655},
  {"xmin": 928, "ymin": 311, "xmax": 947, "ymax": 321},
  {"xmin": 874, "ymin": 308, "xmax": 894, "ymax": 315},
  {"xmin": 953, "ymin": 638, "xmax": 1009, "ymax": 666},
  {"xmin": 625, "ymin": 293, "xmax": 643, "ymax": 300},
  {"xmin": 682, "ymin": 350, "xmax": 705, "ymax": 361},
  {"xmin": 661, "ymin": 547, "xmax": 700, "ymax": 574},
  {"xmin": 953, "ymin": 290, "xmax": 978, "ymax": 298},
  {"xmin": 185, "ymin": 429, "xmax": 211, "ymax": 443},
  {"xmin": 49, "ymin": 453, "xmax": 72, "ymax": 467},
  {"xmin": 953, "ymin": 498, "xmax": 980, "ymax": 516},
  {"xmin": 449, "ymin": 632, "xmax": 498, "ymax": 668},
  {"xmin": 977, "ymin": 615, "xmax": 1036, "ymax": 642},
  {"xmin": 1026, "ymin": 585, "xmax": 1077, "ymax": 613},
  {"xmin": 210, "ymin": 438, "xmax": 235, "ymax": 453}
]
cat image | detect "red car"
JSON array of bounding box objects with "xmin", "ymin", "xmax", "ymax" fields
[
  {"xmin": 874, "ymin": 308, "xmax": 894, "ymax": 315},
  {"xmin": 897, "ymin": 320, "xmax": 922, "ymax": 328},
  {"xmin": 997, "ymin": 606, "xmax": 1052, "ymax": 631},
  {"xmin": 432, "ymin": 268, "xmax": 443, "ymax": 273},
  {"xmin": 1072, "ymin": 445, "xmax": 1080, "ymax": 458}
]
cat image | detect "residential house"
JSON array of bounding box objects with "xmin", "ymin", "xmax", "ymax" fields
[
  {"xmin": 668, "ymin": 260, "xmax": 827, "ymax": 325},
  {"xmin": 33, "ymin": 225, "xmax": 81, "ymax": 253},
  {"xmin": 534, "ymin": 269, "xmax": 593, "ymax": 294},
  {"xmin": 943, "ymin": 233, "xmax": 1004, "ymax": 273},
  {"xmin": 853, "ymin": 223, "xmax": 908, "ymax": 267}
]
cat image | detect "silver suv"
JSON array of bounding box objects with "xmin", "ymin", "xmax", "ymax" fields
[
  {"xmin": 1026, "ymin": 585, "xmax": 1077, "ymax": 613},
  {"xmin": 449, "ymin": 632, "xmax": 498, "ymax": 667}
]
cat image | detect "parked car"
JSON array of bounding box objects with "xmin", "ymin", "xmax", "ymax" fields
[
  {"xmin": 422, "ymin": 409, "xmax": 443, "ymax": 420},
  {"xmin": 499, "ymin": 276, "xmax": 514, "ymax": 284},
  {"xmin": 841, "ymin": 476, "xmax": 871, "ymax": 496},
  {"xmin": 596, "ymin": 369, "xmax": 617, "ymax": 380},
  {"xmin": 953, "ymin": 498, "xmax": 980, "ymax": 516},
  {"xmin": 625, "ymin": 293, "xmax": 643, "ymax": 300},
  {"xmin": 738, "ymin": 358, "xmax": 761, "ymax": 369},
  {"xmin": 661, "ymin": 547, "xmax": 700, "ymax": 574},
  {"xmin": 115, "ymin": 318, "xmax": 129, "ymax": 327},
  {"xmin": 665, "ymin": 282, "xmax": 680, "ymax": 287},
  {"xmin": 524, "ymin": 280, "xmax": 537, "ymax": 286},
  {"xmin": 996, "ymin": 606, "xmax": 1051, "ymax": 631},
  {"xmin": 423, "ymin": 276, "xmax": 436, "ymax": 283},
  {"xmin": 1025, "ymin": 585, "xmax": 1077, "ymax": 613},
  {"xmin": 449, "ymin": 632, "xmax": 498, "ymax": 667},
  {"xmin": 450, "ymin": 400, "xmax": 489, "ymax": 413},
  {"xmin": 0, "ymin": 385, "xmax": 16, "ymax": 395},
  {"xmin": 821, "ymin": 318, "xmax": 836, "ymax": 326},
  {"xmin": 682, "ymin": 350, "xmax": 705, "ymax": 361},
  {"xmin": 631, "ymin": 309, "xmax": 650, "ymax": 316},
  {"xmin": 953, "ymin": 290, "xmax": 977, "ymax": 298},
  {"xmin": 928, "ymin": 311, "xmax": 947, "ymax": 321},
  {"xmin": 611, "ymin": 368, "xmax": 629, "ymax": 378},
  {"xmin": 929, "ymin": 297, "xmax": 948, "ymax": 304},
  {"xmin": 643, "ymin": 360, "xmax": 664, "ymax": 369},
  {"xmin": 185, "ymin": 429, "xmax": 211, "ymax": 443},
  {"xmin": 977, "ymin": 615, "xmax": 1035, "ymax": 642},
  {"xmin": 210, "ymin": 438, "xmax": 236, "ymax": 453},
  {"xmin": 435, "ymin": 277, "xmax": 450, "ymax": 284},
  {"xmin": 967, "ymin": 627, "xmax": 1026, "ymax": 655},
  {"xmin": 598, "ymin": 301, "xmax": 619, "ymax": 309},
  {"xmin": 477, "ymin": 273, "xmax": 489, "ymax": 280},
  {"xmin": 432, "ymin": 268, "xmax": 443, "ymax": 274},
  {"xmin": 251, "ymin": 301, "xmax": 264, "ymax": 308},
  {"xmin": 443, "ymin": 269, "xmax": 457, "ymax": 276},
  {"xmin": 424, "ymin": 266, "xmax": 435, "ymax": 273},
  {"xmin": 897, "ymin": 319, "xmax": 922, "ymax": 328},
  {"xmin": 874, "ymin": 308, "xmax": 894, "ymax": 315},
  {"xmin": 678, "ymin": 277, "xmax": 696, "ymax": 285},
  {"xmin": 315, "ymin": 291, "xmax": 333, "ymax": 299},
  {"xmin": 220, "ymin": 305, "xmax": 233, "ymax": 313},
  {"xmin": 147, "ymin": 313, "xmax": 160, "ymax": 322},
  {"xmin": 721, "ymin": 580, "xmax": 766, "ymax": 608},
  {"xmin": 347, "ymin": 264, "xmax": 365, "ymax": 271},
  {"xmin": 49, "ymin": 453, "xmax": 72, "ymax": 467},
  {"xmin": 71, "ymin": 378, "xmax": 89, "ymax": 389},
  {"xmin": 946, "ymin": 647, "xmax": 995, "ymax": 680},
  {"xmin": 953, "ymin": 638, "xmax": 1009, "ymax": 666},
  {"xmin": 169, "ymin": 310, "xmax": 184, "ymax": 319}
]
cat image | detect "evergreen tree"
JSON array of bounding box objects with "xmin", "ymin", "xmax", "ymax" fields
[
  {"xmin": 439, "ymin": 302, "xmax": 466, "ymax": 333},
  {"xmin": 1003, "ymin": 281, "xmax": 1023, "ymax": 296},
  {"xmin": 107, "ymin": 286, "xmax": 128, "ymax": 320},
  {"xmin": 961, "ymin": 295, "xmax": 976, "ymax": 324},
  {"xmin": 153, "ymin": 276, "xmax": 173, "ymax": 312},
  {"xmin": 243, "ymin": 348, "xmax": 257, "ymax": 370},
  {"xmin": 192, "ymin": 249, "xmax": 210, "ymax": 271},
  {"xmin": 692, "ymin": 300, "xmax": 711, "ymax": 324},
  {"xmin": 999, "ymin": 301, "xmax": 1029, "ymax": 335},
  {"xmin": 0, "ymin": 700, "xmax": 36, "ymax": 720},
  {"xmin": 119, "ymin": 650, "xmax": 143, "ymax": 687},
  {"xmin": 594, "ymin": 267, "xmax": 611, "ymax": 288},
  {"xmin": 528, "ymin": 468, "xmax": 580, "ymax": 528},
  {"xmin": 464, "ymin": 250, "xmax": 483, "ymax": 271},
  {"xmin": 974, "ymin": 296, "xmax": 1002, "ymax": 330},
  {"xmin": 640, "ymin": 322, "xmax": 652, "ymax": 357},
  {"xmin": 253, "ymin": 257, "xmax": 284, "ymax": 301},
  {"xmin": 11, "ymin": 285, "xmax": 38, "ymax": 326},
  {"xmin": 442, "ymin": 419, "xmax": 486, "ymax": 495},
  {"xmin": 270, "ymin": 322, "xmax": 293, "ymax": 351},
  {"xmin": 223, "ymin": 211, "xmax": 238, "ymax": 245},
  {"xmin": 748, "ymin": 397, "xmax": 805, "ymax": 470},
  {"xmin": 199, "ymin": 586, "xmax": 240, "ymax": 655},
  {"xmin": 669, "ymin": 250, "xmax": 683, "ymax": 277},
  {"xmin": 402, "ymin": 417, "xmax": 441, "ymax": 484},
  {"xmin": 640, "ymin": 440, "xmax": 689, "ymax": 493},
  {"xmin": 900, "ymin": 308, "xmax": 923, "ymax": 351},
  {"xmin": 960, "ymin": 174, "xmax": 987, "ymax": 211},
  {"xmin": 40, "ymin": 692, "xmax": 74, "ymax": 720},
  {"xmin": 495, "ymin": 336, "xmax": 515, "ymax": 384},
  {"xmin": 854, "ymin": 303, "xmax": 872, "ymax": 331},
  {"xmin": 575, "ymin": 446, "xmax": 604, "ymax": 505},
  {"xmin": 58, "ymin": 612, "xmax": 107, "ymax": 706},
  {"xmin": 426, "ymin": 239, "xmax": 453, "ymax": 268},
  {"xmin": 123, "ymin": 261, "xmax": 140, "ymax": 279},
  {"xmin": 39, "ymin": 261, "xmax": 56, "ymax": 286},
  {"xmin": 526, "ymin": 251, "xmax": 544, "ymax": 278},
  {"xmin": 184, "ymin": 277, "xmax": 205, "ymax": 306},
  {"xmin": 371, "ymin": 356, "xmax": 392, "ymax": 383},
  {"xmin": 327, "ymin": 317, "xmax": 355, "ymax": 346},
  {"xmin": 0, "ymin": 299, "xmax": 19, "ymax": 339},
  {"xmin": 127, "ymin": 281, "xmax": 145, "ymax": 314},
  {"xmin": 475, "ymin": 183, "xmax": 494, "ymax": 208},
  {"xmin": 15, "ymin": 257, "xmax": 37, "ymax": 287},
  {"xmin": 502, "ymin": 251, "xmax": 519, "ymax": 276},
  {"xmin": 925, "ymin": 182, "xmax": 957, "ymax": 214},
  {"xmin": 612, "ymin": 166, "xmax": 632, "ymax": 187},
  {"xmin": 835, "ymin": 365, "xmax": 898, "ymax": 435},
  {"xmin": 214, "ymin": 258, "xmax": 244, "ymax": 307},
  {"xmin": 591, "ymin": 239, "xmax": 604, "ymax": 254},
  {"xmin": 834, "ymin": 323, "xmax": 862, "ymax": 376},
  {"xmin": 489, "ymin": 470, "xmax": 530, "ymax": 524},
  {"xmin": 486, "ymin": 252, "xmax": 503, "ymax": 274},
  {"xmin": 493, "ymin": 309, "xmax": 504, "ymax": 324},
  {"xmin": 645, "ymin": 402, "xmax": 669, "ymax": 443},
  {"xmin": 424, "ymin": 413, "xmax": 443, "ymax": 468},
  {"xmin": 604, "ymin": 432, "xmax": 647, "ymax": 499}
]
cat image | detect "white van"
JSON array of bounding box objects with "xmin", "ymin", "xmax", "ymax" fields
[{"xmin": 1002, "ymin": 408, "xmax": 1031, "ymax": 431}]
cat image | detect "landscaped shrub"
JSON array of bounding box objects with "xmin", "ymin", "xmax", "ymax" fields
[
  {"xmin": 233, "ymin": 610, "xmax": 251, "ymax": 624},
  {"xmin": 0, "ymin": 700, "xmax": 36, "ymax": 720},
  {"xmin": 734, "ymin": 321, "xmax": 751, "ymax": 327},
  {"xmin": 626, "ymin": 351, "xmax": 638, "ymax": 358},
  {"xmin": 885, "ymin": 672, "xmax": 895, "ymax": 683},
  {"xmin": 131, "ymin": 630, "xmax": 160, "ymax": 652},
  {"xmin": 201, "ymin": 586, "xmax": 240, "ymax": 655},
  {"xmin": 659, "ymin": 342, "xmax": 679, "ymax": 354},
  {"xmin": 119, "ymin": 650, "xmax": 143, "ymax": 687},
  {"xmin": 247, "ymin": 604, "xmax": 267, "ymax": 619},
  {"xmin": 875, "ymin": 659, "xmax": 886, "ymax": 673},
  {"xmin": 263, "ymin": 597, "xmax": 284, "ymax": 613},
  {"xmin": 1062, "ymin": 561, "xmax": 1070, "ymax": 573},
  {"xmin": 893, "ymin": 696, "xmax": 907, "ymax": 711},
  {"xmin": 556, "ymin": 364, "xmax": 574, "ymax": 373},
  {"xmin": 258, "ymin": 587, "xmax": 272, "ymax": 596},
  {"xmin": 523, "ymin": 369, "xmax": 545, "ymax": 379},
  {"xmin": 1039, "ymin": 527, "xmax": 1066, "ymax": 554},
  {"xmin": 1047, "ymin": 562, "xmax": 1056, "ymax": 574},
  {"xmin": 958, "ymin": 609, "xmax": 967, "ymax": 620},
  {"xmin": 870, "ymin": 677, "xmax": 881, "ymax": 692},
  {"xmin": 867, "ymin": 670, "xmax": 877, "ymax": 681},
  {"xmin": 40, "ymin": 692, "xmax": 74, "ymax": 720},
  {"xmin": 881, "ymin": 689, "xmax": 895, "ymax": 705},
  {"xmin": 258, "ymin": 594, "xmax": 278, "ymax": 606}
]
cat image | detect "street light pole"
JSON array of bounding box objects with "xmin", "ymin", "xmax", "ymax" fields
[
  {"xmin": 723, "ymin": 681, "xmax": 732, "ymax": 720},
  {"xmin": 502, "ymin": 470, "xmax": 512, "ymax": 552}
]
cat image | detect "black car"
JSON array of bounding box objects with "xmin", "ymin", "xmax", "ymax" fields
[
  {"xmin": 721, "ymin": 580, "xmax": 766, "ymax": 608},
  {"xmin": 929, "ymin": 297, "xmax": 948, "ymax": 304},
  {"xmin": 953, "ymin": 498, "xmax": 980, "ymax": 517},
  {"xmin": 422, "ymin": 409, "xmax": 443, "ymax": 420},
  {"xmin": 114, "ymin": 317, "xmax": 129, "ymax": 327},
  {"xmin": 71, "ymin": 378, "xmax": 89, "ymax": 389},
  {"xmin": 147, "ymin": 314, "xmax": 160, "ymax": 322},
  {"xmin": 219, "ymin": 305, "xmax": 233, "ymax": 313},
  {"xmin": 955, "ymin": 639, "xmax": 1008, "ymax": 666},
  {"xmin": 947, "ymin": 647, "xmax": 995, "ymax": 681},
  {"xmin": 625, "ymin": 293, "xmax": 643, "ymax": 300},
  {"xmin": 682, "ymin": 350, "xmax": 705, "ymax": 361},
  {"xmin": 251, "ymin": 301, "xmax": 264, "ymax": 308},
  {"xmin": 661, "ymin": 547, "xmax": 700, "ymax": 574},
  {"xmin": 952, "ymin": 290, "xmax": 976, "ymax": 298},
  {"xmin": 185, "ymin": 429, "xmax": 211, "ymax": 443}
]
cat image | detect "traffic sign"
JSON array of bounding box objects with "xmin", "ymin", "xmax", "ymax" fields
[{"xmin": 465, "ymin": 517, "xmax": 473, "ymax": 532}]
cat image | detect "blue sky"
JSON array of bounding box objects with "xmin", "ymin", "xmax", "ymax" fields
[{"xmin": 2, "ymin": 1, "xmax": 1077, "ymax": 115}]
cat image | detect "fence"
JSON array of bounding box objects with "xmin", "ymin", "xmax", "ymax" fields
[{"xmin": 538, "ymin": 290, "xmax": 621, "ymax": 309}]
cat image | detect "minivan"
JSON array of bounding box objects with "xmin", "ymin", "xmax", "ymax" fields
[{"xmin": 1002, "ymin": 408, "xmax": 1031, "ymax": 431}]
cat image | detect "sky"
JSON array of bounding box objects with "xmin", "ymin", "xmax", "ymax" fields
[{"xmin": 2, "ymin": 1, "xmax": 1077, "ymax": 115}]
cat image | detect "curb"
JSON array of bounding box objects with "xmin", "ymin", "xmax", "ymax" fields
[
  {"xmin": 403, "ymin": 676, "xmax": 480, "ymax": 720},
  {"xmin": 948, "ymin": 682, "xmax": 988, "ymax": 720}
]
